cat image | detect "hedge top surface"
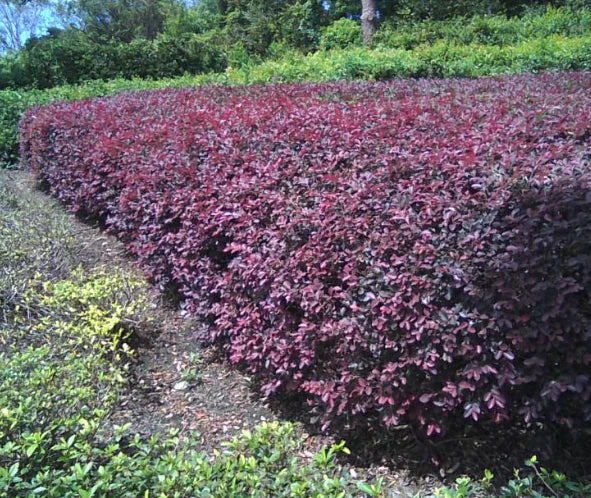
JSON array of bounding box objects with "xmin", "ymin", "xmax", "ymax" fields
[{"xmin": 21, "ymin": 72, "xmax": 591, "ymax": 437}]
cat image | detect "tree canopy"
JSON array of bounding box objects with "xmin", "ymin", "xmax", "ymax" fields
[{"xmin": 1, "ymin": 0, "xmax": 588, "ymax": 89}]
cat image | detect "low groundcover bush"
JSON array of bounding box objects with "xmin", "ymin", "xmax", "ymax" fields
[{"xmin": 20, "ymin": 72, "xmax": 591, "ymax": 437}]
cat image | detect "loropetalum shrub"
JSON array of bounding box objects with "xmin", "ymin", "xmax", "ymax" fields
[
  {"xmin": 20, "ymin": 73, "xmax": 591, "ymax": 437},
  {"xmin": 3, "ymin": 33, "xmax": 591, "ymax": 166}
]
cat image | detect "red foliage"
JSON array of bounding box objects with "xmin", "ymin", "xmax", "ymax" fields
[{"xmin": 20, "ymin": 73, "xmax": 591, "ymax": 436}]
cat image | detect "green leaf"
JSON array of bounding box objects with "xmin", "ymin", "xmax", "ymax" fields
[
  {"xmin": 26, "ymin": 444, "xmax": 38, "ymax": 457},
  {"xmin": 356, "ymin": 481, "xmax": 375, "ymax": 495}
]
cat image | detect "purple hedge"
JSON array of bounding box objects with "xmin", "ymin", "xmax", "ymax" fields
[{"xmin": 20, "ymin": 73, "xmax": 591, "ymax": 436}]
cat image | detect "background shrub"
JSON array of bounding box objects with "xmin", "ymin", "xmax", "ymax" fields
[
  {"xmin": 20, "ymin": 73, "xmax": 591, "ymax": 438},
  {"xmin": 374, "ymin": 6, "xmax": 591, "ymax": 49},
  {"xmin": 1, "ymin": 5, "xmax": 588, "ymax": 93},
  {"xmin": 14, "ymin": 31, "xmax": 227, "ymax": 90},
  {"xmin": 243, "ymin": 35, "xmax": 591, "ymax": 82},
  {"xmin": 319, "ymin": 19, "xmax": 362, "ymax": 51}
]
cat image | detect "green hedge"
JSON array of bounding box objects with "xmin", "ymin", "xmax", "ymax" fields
[
  {"xmin": 240, "ymin": 34, "xmax": 591, "ymax": 82},
  {"xmin": 374, "ymin": 6, "xmax": 591, "ymax": 49},
  {"xmin": 3, "ymin": 33, "xmax": 590, "ymax": 168}
]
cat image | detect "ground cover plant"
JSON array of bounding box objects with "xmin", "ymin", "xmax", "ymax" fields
[
  {"xmin": 21, "ymin": 72, "xmax": 591, "ymax": 445},
  {"xmin": 435, "ymin": 456, "xmax": 591, "ymax": 497}
]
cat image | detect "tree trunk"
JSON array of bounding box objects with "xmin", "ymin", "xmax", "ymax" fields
[{"xmin": 360, "ymin": 0, "xmax": 377, "ymax": 45}]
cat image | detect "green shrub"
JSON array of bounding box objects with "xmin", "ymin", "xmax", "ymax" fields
[
  {"xmin": 374, "ymin": 6, "xmax": 591, "ymax": 49},
  {"xmin": 435, "ymin": 456, "xmax": 591, "ymax": 497},
  {"xmin": 0, "ymin": 30, "xmax": 227, "ymax": 91},
  {"xmin": 394, "ymin": 0, "xmax": 506, "ymax": 21},
  {"xmin": 242, "ymin": 34, "xmax": 591, "ymax": 82},
  {"xmin": 319, "ymin": 19, "xmax": 362, "ymax": 50},
  {"xmin": 1, "ymin": 4, "xmax": 588, "ymax": 92},
  {"xmin": 279, "ymin": 0, "xmax": 326, "ymax": 53},
  {"xmin": 0, "ymin": 52, "xmax": 27, "ymax": 89}
]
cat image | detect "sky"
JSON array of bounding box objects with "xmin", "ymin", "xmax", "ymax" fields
[{"xmin": 0, "ymin": 0, "xmax": 64, "ymax": 52}]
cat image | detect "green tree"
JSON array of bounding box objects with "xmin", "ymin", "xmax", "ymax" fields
[
  {"xmin": 62, "ymin": 0, "xmax": 182, "ymax": 42},
  {"xmin": 280, "ymin": 0, "xmax": 328, "ymax": 52},
  {"xmin": 217, "ymin": 0, "xmax": 330, "ymax": 54},
  {"xmin": 162, "ymin": 0, "xmax": 221, "ymax": 36}
]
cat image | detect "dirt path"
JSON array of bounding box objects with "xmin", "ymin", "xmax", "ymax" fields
[{"xmin": 110, "ymin": 318, "xmax": 277, "ymax": 451}]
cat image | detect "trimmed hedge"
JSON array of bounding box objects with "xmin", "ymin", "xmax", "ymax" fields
[
  {"xmin": 245, "ymin": 35, "xmax": 591, "ymax": 82},
  {"xmin": 3, "ymin": 33, "xmax": 591, "ymax": 167},
  {"xmin": 0, "ymin": 75, "xmax": 226, "ymax": 167},
  {"xmin": 21, "ymin": 73, "xmax": 591, "ymax": 437}
]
